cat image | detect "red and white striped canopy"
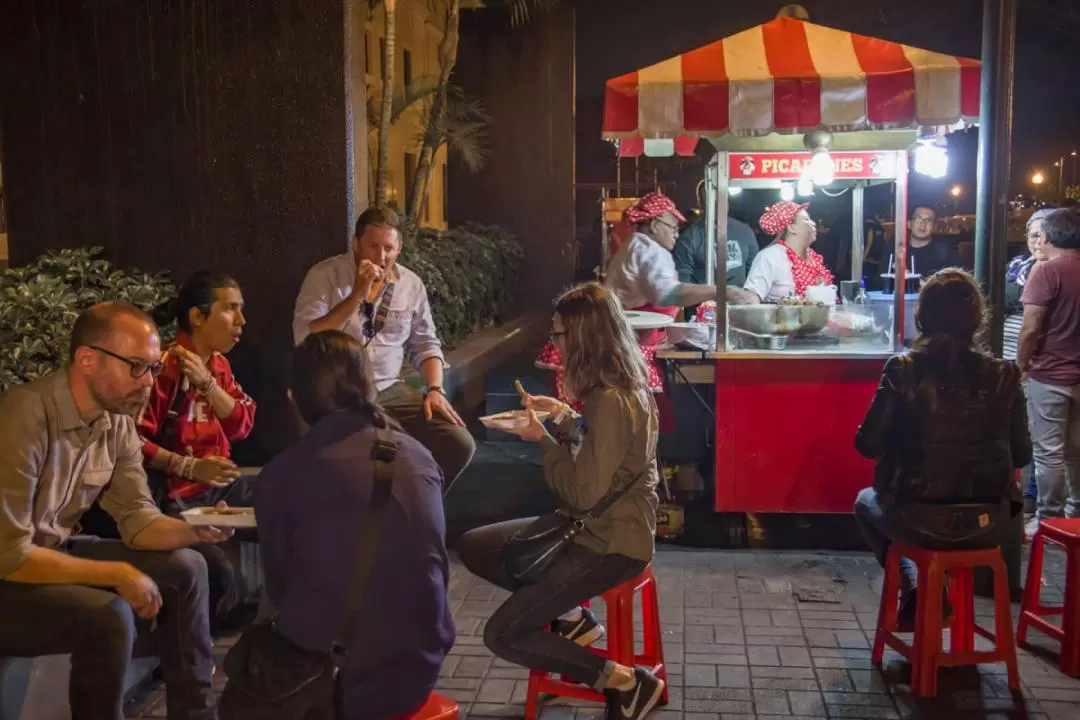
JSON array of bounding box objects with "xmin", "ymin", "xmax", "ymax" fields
[{"xmin": 603, "ymin": 17, "xmax": 981, "ymax": 157}]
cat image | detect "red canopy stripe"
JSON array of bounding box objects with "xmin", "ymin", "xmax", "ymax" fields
[
  {"xmin": 763, "ymin": 17, "xmax": 821, "ymax": 131},
  {"xmin": 603, "ymin": 71, "xmax": 640, "ymax": 134},
  {"xmin": 681, "ymin": 39, "xmax": 729, "ymax": 133},
  {"xmin": 850, "ymin": 33, "xmax": 916, "ymax": 126}
]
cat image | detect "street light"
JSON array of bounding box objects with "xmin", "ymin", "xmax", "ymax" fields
[
  {"xmin": 1032, "ymin": 171, "xmax": 1045, "ymax": 185},
  {"xmin": 950, "ymin": 185, "xmax": 963, "ymax": 197}
]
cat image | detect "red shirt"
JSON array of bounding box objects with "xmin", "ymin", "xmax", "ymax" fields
[
  {"xmin": 1021, "ymin": 252, "xmax": 1080, "ymax": 386},
  {"xmin": 138, "ymin": 333, "xmax": 257, "ymax": 500}
]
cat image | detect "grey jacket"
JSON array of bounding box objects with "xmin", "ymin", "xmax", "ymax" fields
[{"xmin": 538, "ymin": 387, "xmax": 659, "ymax": 562}]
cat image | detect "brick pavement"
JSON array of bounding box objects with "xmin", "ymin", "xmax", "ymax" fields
[{"xmin": 126, "ymin": 545, "xmax": 1080, "ymax": 720}]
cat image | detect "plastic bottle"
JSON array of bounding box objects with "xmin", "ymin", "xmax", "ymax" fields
[{"xmin": 854, "ymin": 278, "xmax": 868, "ymax": 306}]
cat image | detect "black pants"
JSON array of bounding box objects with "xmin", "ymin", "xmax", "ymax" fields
[
  {"xmin": 456, "ymin": 517, "xmax": 647, "ymax": 691},
  {"xmin": 0, "ymin": 538, "xmax": 216, "ymax": 720}
]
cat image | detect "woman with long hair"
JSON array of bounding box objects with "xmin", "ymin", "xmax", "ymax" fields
[
  {"xmin": 459, "ymin": 283, "xmax": 665, "ymax": 720},
  {"xmin": 853, "ymin": 268, "xmax": 1031, "ymax": 626},
  {"xmin": 141, "ymin": 270, "xmax": 257, "ymax": 631},
  {"xmin": 252, "ymin": 331, "xmax": 454, "ymax": 719}
]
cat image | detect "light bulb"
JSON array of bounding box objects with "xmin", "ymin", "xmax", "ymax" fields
[
  {"xmin": 810, "ymin": 150, "xmax": 835, "ymax": 186},
  {"xmin": 914, "ymin": 142, "xmax": 949, "ymax": 179},
  {"xmin": 728, "ymin": 186, "xmax": 743, "ymax": 197},
  {"xmin": 797, "ymin": 172, "xmax": 814, "ymax": 197},
  {"xmin": 780, "ymin": 183, "xmax": 796, "ymax": 202}
]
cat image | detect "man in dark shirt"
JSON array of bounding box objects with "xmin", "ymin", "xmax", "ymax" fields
[
  {"xmin": 901, "ymin": 206, "xmax": 961, "ymax": 279},
  {"xmin": 673, "ymin": 214, "xmax": 760, "ymax": 287}
]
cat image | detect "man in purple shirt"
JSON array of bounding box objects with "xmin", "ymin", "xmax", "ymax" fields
[
  {"xmin": 292, "ymin": 206, "xmax": 475, "ymax": 489},
  {"xmin": 255, "ymin": 331, "xmax": 455, "ymax": 718}
]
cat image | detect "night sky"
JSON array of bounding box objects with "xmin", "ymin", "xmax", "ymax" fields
[{"xmin": 573, "ymin": 0, "xmax": 1080, "ymax": 220}]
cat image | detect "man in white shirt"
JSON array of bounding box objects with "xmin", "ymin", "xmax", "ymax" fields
[{"xmin": 293, "ymin": 206, "xmax": 475, "ymax": 489}]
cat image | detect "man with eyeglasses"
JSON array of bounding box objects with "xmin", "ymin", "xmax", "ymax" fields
[
  {"xmin": 898, "ymin": 206, "xmax": 961, "ymax": 280},
  {"xmin": 293, "ymin": 205, "xmax": 475, "ymax": 491},
  {"xmin": 0, "ymin": 301, "xmax": 228, "ymax": 719}
]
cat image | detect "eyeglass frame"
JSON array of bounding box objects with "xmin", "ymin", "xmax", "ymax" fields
[{"xmin": 88, "ymin": 346, "xmax": 165, "ymax": 379}]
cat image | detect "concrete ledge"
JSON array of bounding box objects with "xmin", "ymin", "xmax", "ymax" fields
[{"xmin": 404, "ymin": 312, "xmax": 549, "ymax": 412}]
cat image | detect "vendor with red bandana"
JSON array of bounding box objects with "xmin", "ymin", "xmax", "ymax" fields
[
  {"xmin": 538, "ymin": 192, "xmax": 755, "ymax": 409},
  {"xmin": 744, "ymin": 201, "xmax": 834, "ymax": 302}
]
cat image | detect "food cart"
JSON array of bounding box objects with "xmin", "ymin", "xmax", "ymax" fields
[{"xmin": 602, "ymin": 13, "xmax": 981, "ymax": 514}]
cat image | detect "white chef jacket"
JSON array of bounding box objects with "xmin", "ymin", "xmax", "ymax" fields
[
  {"xmin": 743, "ymin": 243, "xmax": 795, "ymax": 303},
  {"xmin": 605, "ymin": 232, "xmax": 679, "ymax": 309}
]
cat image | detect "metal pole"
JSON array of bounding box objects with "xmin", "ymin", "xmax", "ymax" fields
[
  {"xmin": 851, "ymin": 183, "xmax": 865, "ymax": 282},
  {"xmin": 1059, "ymin": 157, "xmax": 1065, "ymax": 203},
  {"xmin": 973, "ymin": 0, "xmax": 1017, "ymax": 358},
  {"xmin": 893, "ymin": 152, "xmax": 909, "ymax": 352},
  {"xmin": 715, "ymin": 153, "xmax": 730, "ymax": 353}
]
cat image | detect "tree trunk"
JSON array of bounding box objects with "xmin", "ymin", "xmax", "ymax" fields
[
  {"xmin": 375, "ymin": 0, "xmax": 397, "ymax": 205},
  {"xmin": 406, "ymin": 0, "xmax": 459, "ymax": 225}
]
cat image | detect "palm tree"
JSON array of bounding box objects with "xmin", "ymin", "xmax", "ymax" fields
[{"xmin": 374, "ymin": 0, "xmax": 397, "ymax": 205}]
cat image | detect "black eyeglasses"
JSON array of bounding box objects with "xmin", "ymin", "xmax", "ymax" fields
[
  {"xmin": 361, "ymin": 302, "xmax": 376, "ymax": 340},
  {"xmin": 89, "ymin": 346, "xmax": 164, "ymax": 379}
]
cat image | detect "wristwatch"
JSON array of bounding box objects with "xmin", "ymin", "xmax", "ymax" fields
[{"xmin": 426, "ymin": 386, "xmax": 446, "ymax": 397}]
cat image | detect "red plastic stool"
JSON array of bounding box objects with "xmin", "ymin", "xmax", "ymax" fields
[
  {"xmin": 871, "ymin": 543, "xmax": 1019, "ymax": 697},
  {"xmin": 524, "ymin": 564, "xmax": 668, "ymax": 720},
  {"xmin": 405, "ymin": 692, "xmax": 460, "ymax": 720},
  {"xmin": 1018, "ymin": 518, "xmax": 1080, "ymax": 676}
]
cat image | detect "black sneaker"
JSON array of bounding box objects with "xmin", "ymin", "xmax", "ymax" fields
[
  {"xmin": 553, "ymin": 607, "xmax": 605, "ymax": 647},
  {"xmin": 605, "ymin": 667, "xmax": 665, "ymax": 720}
]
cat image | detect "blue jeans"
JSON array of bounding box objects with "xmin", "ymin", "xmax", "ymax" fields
[
  {"xmin": 854, "ymin": 488, "xmax": 1009, "ymax": 587},
  {"xmin": 456, "ymin": 517, "xmax": 646, "ymax": 690}
]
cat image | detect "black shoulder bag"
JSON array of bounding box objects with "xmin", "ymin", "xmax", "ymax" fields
[
  {"xmin": 220, "ymin": 428, "xmax": 399, "ymax": 720},
  {"xmin": 503, "ymin": 463, "xmax": 652, "ymax": 586}
]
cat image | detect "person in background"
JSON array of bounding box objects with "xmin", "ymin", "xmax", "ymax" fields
[
  {"xmin": 460, "ymin": 283, "xmax": 665, "ymax": 720},
  {"xmin": 863, "ymin": 212, "xmax": 887, "ymax": 290},
  {"xmin": 1018, "ymin": 208, "xmax": 1080, "ymax": 532},
  {"xmin": 293, "ymin": 205, "xmax": 475, "ymax": 491},
  {"xmin": 1004, "ymin": 209, "xmax": 1053, "ymax": 515},
  {"xmin": 854, "ymin": 269, "xmax": 1030, "ymax": 626},
  {"xmin": 897, "ymin": 206, "xmax": 961, "ymax": 279},
  {"xmin": 0, "ymin": 302, "xmax": 228, "ymax": 720},
  {"xmin": 256, "ymin": 330, "xmax": 454, "ymax": 719},
  {"xmin": 744, "ymin": 201, "xmax": 833, "ymax": 302},
  {"xmin": 672, "ymin": 208, "xmax": 760, "ymax": 288}
]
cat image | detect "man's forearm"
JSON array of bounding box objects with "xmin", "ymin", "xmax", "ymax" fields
[
  {"xmin": 308, "ymin": 294, "xmax": 363, "ymax": 336},
  {"xmin": 5, "ymin": 546, "xmax": 127, "ymax": 586},
  {"xmin": 674, "ymin": 283, "xmax": 718, "ymax": 307},
  {"xmin": 129, "ymin": 516, "xmax": 199, "ymax": 551},
  {"xmin": 419, "ymin": 357, "xmax": 445, "ymax": 389},
  {"xmin": 1017, "ymin": 328, "xmax": 1038, "ymax": 372}
]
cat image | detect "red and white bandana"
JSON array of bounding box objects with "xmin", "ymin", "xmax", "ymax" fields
[
  {"xmin": 624, "ymin": 192, "xmax": 686, "ymax": 225},
  {"xmin": 779, "ymin": 241, "xmax": 834, "ymax": 296},
  {"xmin": 759, "ymin": 201, "xmax": 810, "ymax": 236}
]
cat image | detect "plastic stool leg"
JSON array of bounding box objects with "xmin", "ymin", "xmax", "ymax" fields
[
  {"xmin": 917, "ymin": 559, "xmax": 945, "ymax": 697},
  {"xmin": 950, "ymin": 568, "xmax": 975, "ymax": 655},
  {"xmin": 992, "ymin": 557, "xmax": 1021, "ymax": 691},
  {"xmin": 1061, "ymin": 546, "xmax": 1080, "ymax": 676},
  {"xmin": 524, "ymin": 670, "xmax": 542, "ymax": 720},
  {"xmin": 1018, "ymin": 532, "xmax": 1045, "ymax": 645},
  {"xmin": 872, "ymin": 546, "xmax": 902, "ymax": 666}
]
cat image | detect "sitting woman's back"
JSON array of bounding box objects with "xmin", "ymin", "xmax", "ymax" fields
[{"xmin": 256, "ymin": 332, "xmax": 454, "ymax": 719}]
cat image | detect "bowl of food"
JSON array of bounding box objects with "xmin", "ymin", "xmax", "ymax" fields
[
  {"xmin": 728, "ymin": 299, "xmax": 830, "ymax": 336},
  {"xmin": 181, "ymin": 506, "xmax": 257, "ymax": 529}
]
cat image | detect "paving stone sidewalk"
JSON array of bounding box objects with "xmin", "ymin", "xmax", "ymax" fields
[{"xmin": 126, "ymin": 545, "xmax": 1080, "ymax": 720}]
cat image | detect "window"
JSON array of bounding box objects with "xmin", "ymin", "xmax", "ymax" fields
[
  {"xmin": 404, "ymin": 153, "xmax": 418, "ymax": 213},
  {"xmin": 403, "ymin": 49, "xmax": 413, "ymax": 89},
  {"xmin": 379, "ymin": 38, "xmax": 387, "ymax": 80}
]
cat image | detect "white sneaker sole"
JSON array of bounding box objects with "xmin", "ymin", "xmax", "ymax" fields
[{"xmin": 635, "ymin": 678, "xmax": 665, "ymax": 719}]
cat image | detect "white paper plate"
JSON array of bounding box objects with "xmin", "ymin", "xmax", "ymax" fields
[
  {"xmin": 479, "ymin": 409, "xmax": 551, "ymax": 432},
  {"xmin": 181, "ymin": 507, "xmax": 257, "ymax": 528}
]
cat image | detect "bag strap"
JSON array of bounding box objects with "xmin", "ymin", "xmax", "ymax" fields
[{"xmin": 329, "ymin": 425, "xmax": 398, "ymax": 662}]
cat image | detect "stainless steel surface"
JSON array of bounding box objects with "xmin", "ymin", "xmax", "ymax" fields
[
  {"xmin": 728, "ymin": 304, "xmax": 829, "ymax": 336},
  {"xmin": 715, "ymin": 152, "xmax": 729, "ymax": 347},
  {"xmin": 893, "ymin": 152, "xmax": 908, "ymax": 353},
  {"xmin": 851, "ymin": 182, "xmax": 865, "ymax": 281}
]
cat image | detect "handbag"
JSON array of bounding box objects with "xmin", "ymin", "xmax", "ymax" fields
[
  {"xmin": 503, "ymin": 464, "xmax": 651, "ymax": 585},
  {"xmin": 219, "ymin": 427, "xmax": 399, "ymax": 720}
]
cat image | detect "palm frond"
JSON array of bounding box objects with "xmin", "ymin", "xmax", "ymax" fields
[
  {"xmin": 366, "ymin": 75, "xmax": 443, "ymax": 129},
  {"xmin": 411, "ymin": 87, "xmax": 491, "ymax": 172}
]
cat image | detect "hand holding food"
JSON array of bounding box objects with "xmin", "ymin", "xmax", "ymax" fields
[
  {"xmin": 191, "ymin": 456, "xmax": 241, "ymax": 487},
  {"xmin": 354, "ymin": 259, "xmax": 384, "ymax": 299}
]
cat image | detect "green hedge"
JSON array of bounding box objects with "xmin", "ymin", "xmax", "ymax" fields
[{"xmin": 399, "ymin": 223, "xmax": 524, "ymax": 348}]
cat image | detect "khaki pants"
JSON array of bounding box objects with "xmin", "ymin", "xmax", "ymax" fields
[{"xmin": 378, "ymin": 381, "xmax": 476, "ymax": 494}]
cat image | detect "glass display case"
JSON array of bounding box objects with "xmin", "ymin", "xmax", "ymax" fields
[{"xmin": 724, "ymin": 300, "xmax": 894, "ymax": 355}]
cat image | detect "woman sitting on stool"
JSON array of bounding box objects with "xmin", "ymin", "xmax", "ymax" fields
[
  {"xmin": 854, "ymin": 268, "xmax": 1031, "ymax": 627},
  {"xmin": 458, "ymin": 282, "xmax": 665, "ymax": 720}
]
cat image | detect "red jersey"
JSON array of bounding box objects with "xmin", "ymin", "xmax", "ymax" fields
[{"xmin": 138, "ymin": 333, "xmax": 257, "ymax": 501}]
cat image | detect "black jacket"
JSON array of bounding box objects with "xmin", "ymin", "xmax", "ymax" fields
[{"xmin": 855, "ymin": 348, "xmax": 1032, "ymax": 505}]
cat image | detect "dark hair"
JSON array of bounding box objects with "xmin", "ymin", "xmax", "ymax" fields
[
  {"xmin": 354, "ymin": 205, "xmax": 401, "ymax": 240},
  {"xmin": 1043, "ymin": 208, "xmax": 1080, "ymax": 250},
  {"xmin": 290, "ymin": 330, "xmax": 401, "ymax": 429},
  {"xmin": 69, "ymin": 301, "xmax": 155, "ymax": 361},
  {"xmin": 911, "ymin": 206, "xmax": 937, "ymax": 220},
  {"xmin": 152, "ymin": 271, "xmax": 239, "ymax": 333},
  {"xmin": 913, "ymin": 268, "xmax": 987, "ymax": 367}
]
